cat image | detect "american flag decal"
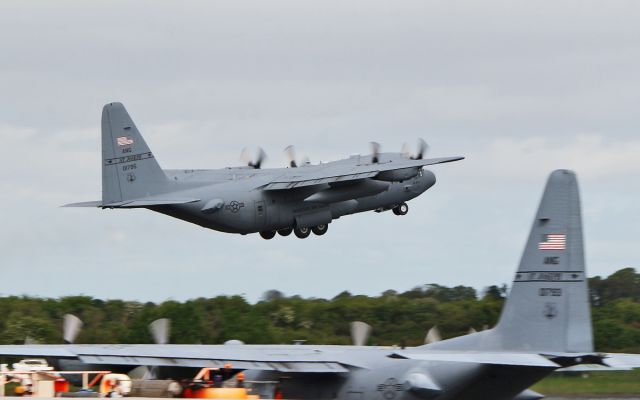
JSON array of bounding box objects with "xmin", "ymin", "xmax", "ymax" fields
[
  {"xmin": 539, "ymin": 234, "xmax": 566, "ymax": 250},
  {"xmin": 116, "ymin": 136, "xmax": 134, "ymax": 146}
]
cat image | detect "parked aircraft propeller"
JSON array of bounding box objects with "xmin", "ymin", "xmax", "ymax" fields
[
  {"xmin": 149, "ymin": 318, "xmax": 171, "ymax": 345},
  {"xmin": 63, "ymin": 314, "xmax": 84, "ymax": 344},
  {"xmin": 24, "ymin": 336, "xmax": 39, "ymax": 345},
  {"xmin": 424, "ymin": 325, "xmax": 442, "ymax": 344},
  {"xmin": 350, "ymin": 321, "xmax": 372, "ymax": 346},
  {"xmin": 240, "ymin": 146, "xmax": 267, "ymax": 169}
]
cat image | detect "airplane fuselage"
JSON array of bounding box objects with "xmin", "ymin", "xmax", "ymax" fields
[{"xmin": 140, "ymin": 161, "xmax": 436, "ymax": 236}]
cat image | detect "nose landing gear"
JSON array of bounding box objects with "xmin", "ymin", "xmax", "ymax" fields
[{"xmin": 392, "ymin": 202, "xmax": 409, "ymax": 216}]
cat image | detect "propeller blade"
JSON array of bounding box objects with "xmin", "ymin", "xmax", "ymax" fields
[
  {"xmin": 128, "ymin": 365, "xmax": 154, "ymax": 380},
  {"xmin": 370, "ymin": 142, "xmax": 381, "ymax": 164},
  {"xmin": 350, "ymin": 321, "xmax": 372, "ymax": 346},
  {"xmin": 63, "ymin": 314, "xmax": 84, "ymax": 344},
  {"xmin": 414, "ymin": 138, "xmax": 429, "ymax": 160},
  {"xmin": 240, "ymin": 147, "xmax": 267, "ymax": 169},
  {"xmin": 401, "ymin": 142, "xmax": 411, "ymax": 158},
  {"xmin": 424, "ymin": 326, "xmax": 442, "ymax": 344},
  {"xmin": 24, "ymin": 336, "xmax": 39, "ymax": 345},
  {"xmin": 254, "ymin": 147, "xmax": 267, "ymax": 169},
  {"xmin": 149, "ymin": 318, "xmax": 171, "ymax": 345},
  {"xmin": 240, "ymin": 147, "xmax": 252, "ymax": 166},
  {"xmin": 284, "ymin": 145, "xmax": 297, "ymax": 168}
]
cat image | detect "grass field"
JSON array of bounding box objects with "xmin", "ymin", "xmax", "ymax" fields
[{"xmin": 533, "ymin": 370, "xmax": 640, "ymax": 395}]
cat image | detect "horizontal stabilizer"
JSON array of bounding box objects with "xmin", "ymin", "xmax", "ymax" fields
[
  {"xmin": 62, "ymin": 201, "xmax": 103, "ymax": 208},
  {"xmin": 63, "ymin": 198, "xmax": 200, "ymax": 209},
  {"xmin": 392, "ymin": 351, "xmax": 560, "ymax": 367},
  {"xmin": 602, "ymin": 353, "xmax": 640, "ymax": 369},
  {"xmin": 104, "ymin": 198, "xmax": 200, "ymax": 208}
]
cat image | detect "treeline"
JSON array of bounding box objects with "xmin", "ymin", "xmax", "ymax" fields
[{"xmin": 0, "ymin": 268, "xmax": 638, "ymax": 352}]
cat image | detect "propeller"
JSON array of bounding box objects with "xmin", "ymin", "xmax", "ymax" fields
[
  {"xmin": 240, "ymin": 146, "xmax": 267, "ymax": 169},
  {"xmin": 370, "ymin": 142, "xmax": 381, "ymax": 164},
  {"xmin": 24, "ymin": 336, "xmax": 39, "ymax": 345},
  {"xmin": 63, "ymin": 314, "xmax": 84, "ymax": 344},
  {"xmin": 284, "ymin": 145, "xmax": 311, "ymax": 168},
  {"xmin": 284, "ymin": 145, "xmax": 298, "ymax": 167},
  {"xmin": 149, "ymin": 318, "xmax": 171, "ymax": 345},
  {"xmin": 414, "ymin": 138, "xmax": 429, "ymax": 160},
  {"xmin": 350, "ymin": 321, "xmax": 372, "ymax": 346},
  {"xmin": 402, "ymin": 138, "xmax": 430, "ymax": 160},
  {"xmin": 424, "ymin": 325, "xmax": 442, "ymax": 344}
]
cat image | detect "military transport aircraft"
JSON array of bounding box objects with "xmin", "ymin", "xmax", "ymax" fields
[
  {"xmin": 65, "ymin": 103, "xmax": 463, "ymax": 239},
  {"xmin": 3, "ymin": 169, "xmax": 639, "ymax": 399}
]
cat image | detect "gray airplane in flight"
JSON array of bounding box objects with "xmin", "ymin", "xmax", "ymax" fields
[
  {"xmin": 66, "ymin": 103, "xmax": 463, "ymax": 239},
  {"xmin": 3, "ymin": 170, "xmax": 639, "ymax": 399}
]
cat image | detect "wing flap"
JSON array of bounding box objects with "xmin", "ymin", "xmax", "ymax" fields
[
  {"xmin": 78, "ymin": 355, "xmax": 348, "ymax": 372},
  {"xmin": 263, "ymin": 172, "xmax": 378, "ymax": 190}
]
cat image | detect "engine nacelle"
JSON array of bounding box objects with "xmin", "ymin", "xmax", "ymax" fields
[{"xmin": 375, "ymin": 167, "xmax": 420, "ymax": 182}]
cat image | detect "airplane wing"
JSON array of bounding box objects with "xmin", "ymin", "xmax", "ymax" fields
[
  {"xmin": 262, "ymin": 156, "xmax": 463, "ymax": 190},
  {"xmin": 0, "ymin": 344, "xmax": 353, "ymax": 373}
]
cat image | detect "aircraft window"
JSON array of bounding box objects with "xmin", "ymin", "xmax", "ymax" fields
[{"xmin": 257, "ymin": 206, "xmax": 264, "ymax": 212}]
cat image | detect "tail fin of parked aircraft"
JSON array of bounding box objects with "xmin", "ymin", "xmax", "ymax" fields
[
  {"xmin": 427, "ymin": 169, "xmax": 593, "ymax": 353},
  {"xmin": 100, "ymin": 103, "xmax": 168, "ymax": 205}
]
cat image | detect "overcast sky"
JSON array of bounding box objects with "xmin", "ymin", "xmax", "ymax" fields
[{"xmin": 0, "ymin": 0, "xmax": 638, "ymax": 303}]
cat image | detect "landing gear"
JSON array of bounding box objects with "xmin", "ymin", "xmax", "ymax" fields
[
  {"xmin": 312, "ymin": 224, "xmax": 328, "ymax": 236},
  {"xmin": 393, "ymin": 202, "xmax": 409, "ymax": 216},
  {"xmin": 277, "ymin": 228, "xmax": 293, "ymax": 237},
  {"xmin": 259, "ymin": 230, "xmax": 276, "ymax": 240},
  {"xmin": 294, "ymin": 226, "xmax": 311, "ymax": 239}
]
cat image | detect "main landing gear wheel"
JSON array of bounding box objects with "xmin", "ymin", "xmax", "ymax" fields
[
  {"xmin": 277, "ymin": 228, "xmax": 293, "ymax": 237},
  {"xmin": 393, "ymin": 202, "xmax": 409, "ymax": 216},
  {"xmin": 312, "ymin": 224, "xmax": 328, "ymax": 236},
  {"xmin": 259, "ymin": 230, "xmax": 276, "ymax": 240},
  {"xmin": 294, "ymin": 226, "xmax": 311, "ymax": 239}
]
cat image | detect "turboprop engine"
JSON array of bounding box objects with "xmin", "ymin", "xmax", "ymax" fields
[{"xmin": 375, "ymin": 167, "xmax": 421, "ymax": 182}]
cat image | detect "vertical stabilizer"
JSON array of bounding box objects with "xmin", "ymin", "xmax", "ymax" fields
[
  {"xmin": 493, "ymin": 169, "xmax": 593, "ymax": 352},
  {"xmin": 101, "ymin": 103, "xmax": 168, "ymax": 204},
  {"xmin": 427, "ymin": 170, "xmax": 593, "ymax": 353}
]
